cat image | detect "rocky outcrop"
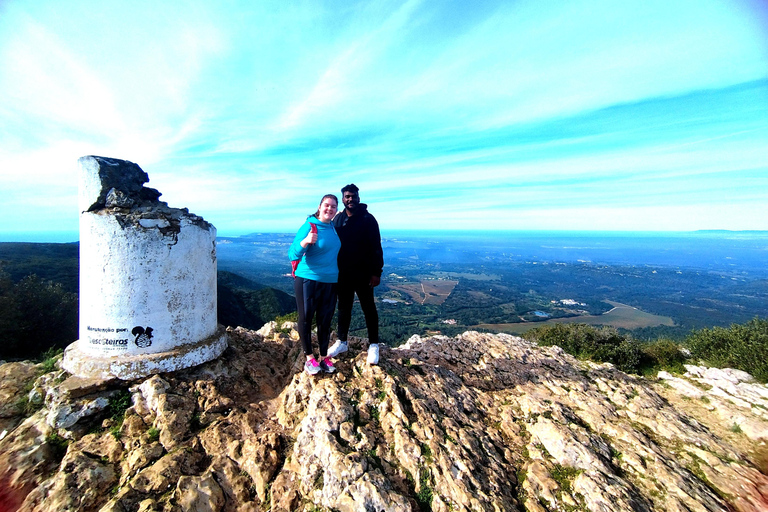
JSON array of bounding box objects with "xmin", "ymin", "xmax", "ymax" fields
[{"xmin": 1, "ymin": 327, "xmax": 767, "ymax": 511}]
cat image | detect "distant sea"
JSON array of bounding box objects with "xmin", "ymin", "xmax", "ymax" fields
[
  {"xmin": 382, "ymin": 230, "xmax": 768, "ymax": 276},
  {"xmin": 0, "ymin": 231, "xmax": 79, "ymax": 243}
]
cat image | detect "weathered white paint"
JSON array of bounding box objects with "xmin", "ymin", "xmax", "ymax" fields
[
  {"xmin": 77, "ymin": 212, "xmax": 218, "ymax": 356},
  {"xmin": 63, "ymin": 326, "xmax": 228, "ymax": 381},
  {"xmin": 62, "ymin": 156, "xmax": 227, "ymax": 380}
]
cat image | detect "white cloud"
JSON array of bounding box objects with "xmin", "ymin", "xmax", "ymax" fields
[
  {"xmin": 0, "ymin": 17, "xmax": 123, "ymax": 138},
  {"xmin": 1, "ymin": 0, "xmax": 767, "ymax": 237}
]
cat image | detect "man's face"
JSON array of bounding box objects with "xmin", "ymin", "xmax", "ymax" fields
[{"xmin": 343, "ymin": 190, "xmax": 360, "ymax": 211}]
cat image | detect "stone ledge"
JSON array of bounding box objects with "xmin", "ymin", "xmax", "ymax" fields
[{"xmin": 62, "ymin": 326, "xmax": 228, "ymax": 381}]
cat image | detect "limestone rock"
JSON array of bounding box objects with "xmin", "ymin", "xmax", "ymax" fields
[
  {"xmin": 0, "ymin": 362, "xmax": 39, "ymax": 432},
  {"xmin": 1, "ymin": 328, "xmax": 767, "ymax": 511},
  {"xmin": 255, "ymin": 321, "xmax": 276, "ymax": 338},
  {"xmin": 0, "ymin": 410, "xmax": 59, "ymax": 510},
  {"xmin": 23, "ymin": 449, "xmax": 118, "ymax": 512},
  {"xmin": 658, "ymin": 364, "xmax": 768, "ymax": 440},
  {"xmin": 240, "ymin": 432, "xmax": 284, "ymax": 502},
  {"xmin": 46, "ymin": 396, "xmax": 110, "ymax": 429},
  {"xmin": 174, "ymin": 471, "xmax": 225, "ymax": 512}
]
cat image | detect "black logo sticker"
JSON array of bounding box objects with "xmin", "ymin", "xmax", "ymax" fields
[{"xmin": 132, "ymin": 326, "xmax": 154, "ymax": 348}]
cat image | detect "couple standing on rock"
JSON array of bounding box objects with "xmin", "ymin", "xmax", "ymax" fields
[{"xmin": 288, "ymin": 184, "xmax": 384, "ymax": 375}]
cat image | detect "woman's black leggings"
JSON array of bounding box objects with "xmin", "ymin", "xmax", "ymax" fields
[{"xmin": 293, "ymin": 277, "xmax": 337, "ymax": 357}]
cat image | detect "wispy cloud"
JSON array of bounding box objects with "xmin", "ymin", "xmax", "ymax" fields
[{"xmin": 0, "ymin": 0, "xmax": 766, "ymax": 238}]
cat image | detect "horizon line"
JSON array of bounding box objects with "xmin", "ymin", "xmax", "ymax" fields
[{"xmin": 5, "ymin": 228, "xmax": 768, "ymax": 244}]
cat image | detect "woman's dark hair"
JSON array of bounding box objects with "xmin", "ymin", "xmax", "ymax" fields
[{"xmin": 311, "ymin": 194, "xmax": 338, "ymax": 218}]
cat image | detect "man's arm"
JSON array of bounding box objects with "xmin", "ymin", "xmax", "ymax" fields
[{"xmin": 369, "ymin": 215, "xmax": 383, "ymax": 286}]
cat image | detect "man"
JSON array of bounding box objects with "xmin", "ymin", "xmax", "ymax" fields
[{"xmin": 327, "ymin": 184, "xmax": 384, "ymax": 364}]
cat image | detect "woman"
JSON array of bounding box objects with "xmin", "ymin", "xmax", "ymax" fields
[{"xmin": 288, "ymin": 194, "xmax": 341, "ymax": 375}]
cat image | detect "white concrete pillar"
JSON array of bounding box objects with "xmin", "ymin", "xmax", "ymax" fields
[{"xmin": 62, "ymin": 156, "xmax": 227, "ymax": 380}]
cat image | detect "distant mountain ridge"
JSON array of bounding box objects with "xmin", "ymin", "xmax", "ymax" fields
[{"xmin": 0, "ymin": 242, "xmax": 79, "ymax": 293}]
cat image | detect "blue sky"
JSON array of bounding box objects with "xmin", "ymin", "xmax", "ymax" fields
[{"xmin": 1, "ymin": 0, "xmax": 767, "ymax": 240}]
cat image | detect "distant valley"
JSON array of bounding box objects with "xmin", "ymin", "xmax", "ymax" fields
[
  {"xmin": 218, "ymin": 230, "xmax": 768, "ymax": 344},
  {"xmin": 2, "ymin": 230, "xmax": 767, "ymax": 356}
]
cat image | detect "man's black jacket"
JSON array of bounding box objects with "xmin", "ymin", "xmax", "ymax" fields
[{"xmin": 333, "ymin": 203, "xmax": 384, "ymax": 279}]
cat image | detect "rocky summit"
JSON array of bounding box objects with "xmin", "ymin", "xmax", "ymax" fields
[{"xmin": 1, "ymin": 325, "xmax": 767, "ymax": 512}]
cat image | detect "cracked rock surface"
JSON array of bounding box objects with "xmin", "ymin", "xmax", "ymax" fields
[{"xmin": 1, "ymin": 327, "xmax": 767, "ymax": 511}]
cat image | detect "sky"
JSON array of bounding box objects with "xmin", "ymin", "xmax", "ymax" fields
[{"xmin": 1, "ymin": 0, "xmax": 767, "ymax": 241}]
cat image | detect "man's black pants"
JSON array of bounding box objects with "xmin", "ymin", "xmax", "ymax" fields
[{"xmin": 337, "ymin": 274, "xmax": 379, "ymax": 344}]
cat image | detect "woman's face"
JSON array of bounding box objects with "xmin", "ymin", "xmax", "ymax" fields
[{"xmin": 318, "ymin": 198, "xmax": 338, "ymax": 223}]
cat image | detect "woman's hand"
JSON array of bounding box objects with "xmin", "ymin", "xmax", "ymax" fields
[{"xmin": 301, "ymin": 226, "xmax": 318, "ymax": 247}]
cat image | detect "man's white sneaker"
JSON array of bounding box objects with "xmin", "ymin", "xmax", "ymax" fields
[
  {"xmin": 328, "ymin": 340, "xmax": 348, "ymax": 358},
  {"xmin": 367, "ymin": 343, "xmax": 379, "ymax": 365}
]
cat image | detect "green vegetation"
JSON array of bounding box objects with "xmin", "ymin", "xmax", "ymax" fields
[
  {"xmin": 0, "ymin": 242, "xmax": 79, "ymax": 292},
  {"xmin": 38, "ymin": 347, "xmax": 64, "ymax": 373},
  {"xmin": 274, "ymin": 311, "xmax": 299, "ymax": 324},
  {"xmin": 14, "ymin": 380, "xmax": 38, "ymax": 417},
  {"xmin": 640, "ymin": 339, "xmax": 687, "ymax": 374},
  {"xmin": 107, "ymin": 389, "xmax": 132, "ymax": 439},
  {"xmin": 526, "ymin": 319, "xmax": 768, "ymax": 382},
  {"xmin": 12, "ymin": 349, "xmax": 67, "ymax": 418},
  {"xmin": 190, "ymin": 412, "xmax": 203, "ymax": 432},
  {"xmin": 405, "ymin": 466, "xmax": 434, "ymax": 512},
  {"xmin": 685, "ymin": 318, "xmax": 768, "ymax": 383},
  {"xmin": 416, "ymin": 467, "xmax": 433, "ymax": 511},
  {"xmin": 549, "ymin": 463, "xmax": 582, "ymax": 494},
  {"xmin": 107, "ymin": 389, "xmax": 132, "ymax": 420},
  {"xmin": 45, "ymin": 431, "xmax": 70, "ymax": 462},
  {"xmin": 147, "ymin": 426, "xmax": 160, "ymax": 442},
  {"xmin": 421, "ymin": 443, "xmax": 433, "ymax": 464},
  {"xmin": 0, "ymin": 271, "xmax": 78, "ymax": 360},
  {"xmin": 526, "ymin": 323, "xmax": 686, "ymax": 375}
]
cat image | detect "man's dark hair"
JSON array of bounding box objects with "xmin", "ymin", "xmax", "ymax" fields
[{"xmin": 341, "ymin": 183, "xmax": 359, "ymax": 194}]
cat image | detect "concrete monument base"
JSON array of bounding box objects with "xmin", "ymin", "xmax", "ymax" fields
[{"xmin": 62, "ymin": 326, "xmax": 228, "ymax": 381}]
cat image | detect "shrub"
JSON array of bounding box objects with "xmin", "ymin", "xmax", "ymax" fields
[
  {"xmin": 416, "ymin": 467, "xmax": 433, "ymax": 511},
  {"xmin": 527, "ymin": 324, "xmax": 644, "ymax": 373},
  {"xmin": 38, "ymin": 347, "xmax": 64, "ymax": 373},
  {"xmin": 274, "ymin": 311, "xmax": 299, "ymax": 324},
  {"xmin": 685, "ymin": 318, "xmax": 768, "ymax": 383},
  {"xmin": 640, "ymin": 338, "xmax": 687, "ymax": 374},
  {"xmin": 527, "ymin": 323, "xmax": 689, "ymax": 375},
  {"xmin": 274, "ymin": 311, "xmax": 300, "ymax": 334}
]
